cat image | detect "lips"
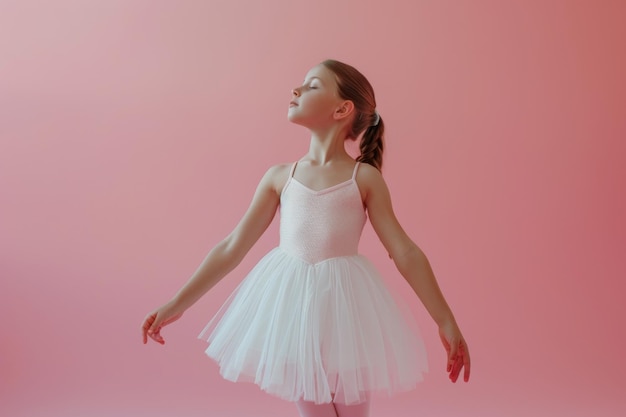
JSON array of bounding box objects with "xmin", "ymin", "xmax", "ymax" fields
[{"xmin": 289, "ymin": 101, "xmax": 298, "ymax": 107}]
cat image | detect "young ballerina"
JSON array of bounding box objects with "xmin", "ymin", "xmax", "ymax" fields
[{"xmin": 141, "ymin": 59, "xmax": 470, "ymax": 417}]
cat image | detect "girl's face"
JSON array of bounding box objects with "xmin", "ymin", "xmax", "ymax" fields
[{"xmin": 287, "ymin": 64, "xmax": 344, "ymax": 129}]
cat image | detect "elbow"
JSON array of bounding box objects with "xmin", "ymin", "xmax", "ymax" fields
[
  {"xmin": 217, "ymin": 234, "xmax": 248, "ymax": 267},
  {"xmin": 392, "ymin": 243, "xmax": 428, "ymax": 274}
]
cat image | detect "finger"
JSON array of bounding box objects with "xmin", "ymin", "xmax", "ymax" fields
[
  {"xmin": 463, "ymin": 347, "xmax": 471, "ymax": 382},
  {"xmin": 455, "ymin": 341, "xmax": 470, "ymax": 382},
  {"xmin": 149, "ymin": 327, "xmax": 165, "ymax": 344},
  {"xmin": 448, "ymin": 356, "xmax": 458, "ymax": 381},
  {"xmin": 449, "ymin": 344, "xmax": 471, "ymax": 383},
  {"xmin": 447, "ymin": 340, "xmax": 459, "ymax": 372},
  {"xmin": 141, "ymin": 315, "xmax": 155, "ymax": 344},
  {"xmin": 450, "ymin": 356, "xmax": 463, "ymax": 382},
  {"xmin": 148, "ymin": 313, "xmax": 162, "ymax": 335}
]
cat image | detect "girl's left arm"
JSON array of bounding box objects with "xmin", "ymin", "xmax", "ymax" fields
[{"xmin": 360, "ymin": 164, "xmax": 471, "ymax": 383}]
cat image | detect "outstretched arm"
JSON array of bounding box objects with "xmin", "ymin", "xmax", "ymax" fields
[
  {"xmin": 141, "ymin": 164, "xmax": 289, "ymax": 345},
  {"xmin": 360, "ymin": 164, "xmax": 470, "ymax": 382}
]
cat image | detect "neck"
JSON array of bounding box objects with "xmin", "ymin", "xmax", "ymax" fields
[{"xmin": 305, "ymin": 125, "xmax": 352, "ymax": 165}]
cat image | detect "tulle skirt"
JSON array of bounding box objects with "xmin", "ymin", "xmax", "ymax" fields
[{"xmin": 198, "ymin": 247, "xmax": 428, "ymax": 405}]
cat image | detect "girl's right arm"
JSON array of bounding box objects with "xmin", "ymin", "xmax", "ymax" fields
[{"xmin": 141, "ymin": 164, "xmax": 289, "ymax": 345}]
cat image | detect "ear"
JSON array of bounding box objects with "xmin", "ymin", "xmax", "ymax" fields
[{"xmin": 333, "ymin": 100, "xmax": 355, "ymax": 121}]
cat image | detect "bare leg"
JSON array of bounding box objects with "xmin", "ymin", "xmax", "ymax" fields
[
  {"xmin": 295, "ymin": 400, "xmax": 338, "ymax": 417},
  {"xmin": 333, "ymin": 396, "xmax": 371, "ymax": 417}
]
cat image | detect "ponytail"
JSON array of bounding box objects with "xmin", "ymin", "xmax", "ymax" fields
[
  {"xmin": 356, "ymin": 116, "xmax": 384, "ymax": 171},
  {"xmin": 321, "ymin": 59, "xmax": 384, "ymax": 170}
]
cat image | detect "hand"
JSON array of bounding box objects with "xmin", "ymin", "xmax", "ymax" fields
[
  {"xmin": 141, "ymin": 301, "xmax": 184, "ymax": 345},
  {"xmin": 439, "ymin": 321, "xmax": 471, "ymax": 383}
]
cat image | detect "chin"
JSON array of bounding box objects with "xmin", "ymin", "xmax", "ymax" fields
[{"xmin": 287, "ymin": 113, "xmax": 308, "ymax": 127}]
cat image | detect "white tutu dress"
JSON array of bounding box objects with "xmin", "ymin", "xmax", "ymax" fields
[{"xmin": 198, "ymin": 162, "xmax": 428, "ymax": 405}]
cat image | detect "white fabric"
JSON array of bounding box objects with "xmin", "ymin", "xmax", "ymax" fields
[{"xmin": 198, "ymin": 162, "xmax": 428, "ymax": 405}]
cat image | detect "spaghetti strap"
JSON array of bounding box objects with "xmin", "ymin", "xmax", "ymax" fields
[
  {"xmin": 351, "ymin": 162, "xmax": 361, "ymax": 180},
  {"xmin": 289, "ymin": 161, "xmax": 298, "ymax": 178},
  {"xmin": 281, "ymin": 161, "xmax": 298, "ymax": 197}
]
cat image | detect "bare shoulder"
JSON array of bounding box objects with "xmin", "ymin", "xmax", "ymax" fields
[
  {"xmin": 355, "ymin": 162, "xmax": 389, "ymax": 201},
  {"xmin": 261, "ymin": 162, "xmax": 294, "ymax": 196},
  {"xmin": 356, "ymin": 162, "xmax": 384, "ymax": 183}
]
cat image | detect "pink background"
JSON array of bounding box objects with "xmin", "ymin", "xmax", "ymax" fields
[{"xmin": 1, "ymin": 1, "xmax": 624, "ymax": 416}]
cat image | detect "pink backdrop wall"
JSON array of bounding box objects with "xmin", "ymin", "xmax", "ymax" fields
[{"xmin": 1, "ymin": 1, "xmax": 624, "ymax": 416}]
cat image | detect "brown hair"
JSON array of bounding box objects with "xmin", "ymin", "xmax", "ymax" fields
[{"xmin": 322, "ymin": 59, "xmax": 384, "ymax": 170}]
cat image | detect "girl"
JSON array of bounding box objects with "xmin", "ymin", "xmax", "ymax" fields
[{"xmin": 141, "ymin": 59, "xmax": 470, "ymax": 417}]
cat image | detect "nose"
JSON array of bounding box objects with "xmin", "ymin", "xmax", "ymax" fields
[{"xmin": 291, "ymin": 87, "xmax": 301, "ymax": 97}]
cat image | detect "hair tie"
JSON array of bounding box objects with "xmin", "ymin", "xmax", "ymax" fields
[{"xmin": 371, "ymin": 110, "xmax": 380, "ymax": 127}]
